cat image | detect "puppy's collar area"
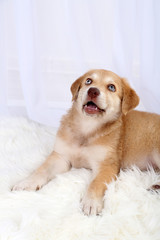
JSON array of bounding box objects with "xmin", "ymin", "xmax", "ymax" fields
[{"xmin": 83, "ymin": 101, "xmax": 105, "ymax": 115}]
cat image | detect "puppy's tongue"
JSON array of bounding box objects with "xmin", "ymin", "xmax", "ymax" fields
[{"xmin": 84, "ymin": 102, "xmax": 100, "ymax": 114}]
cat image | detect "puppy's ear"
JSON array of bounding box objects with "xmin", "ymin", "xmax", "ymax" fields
[
  {"xmin": 70, "ymin": 76, "xmax": 83, "ymax": 101},
  {"xmin": 121, "ymin": 78, "xmax": 139, "ymax": 115}
]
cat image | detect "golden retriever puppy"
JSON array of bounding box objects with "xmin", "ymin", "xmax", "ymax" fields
[{"xmin": 12, "ymin": 69, "xmax": 160, "ymax": 215}]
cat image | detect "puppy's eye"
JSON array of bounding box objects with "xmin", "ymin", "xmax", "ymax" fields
[
  {"xmin": 85, "ymin": 78, "xmax": 92, "ymax": 85},
  {"xmin": 107, "ymin": 84, "xmax": 116, "ymax": 92}
]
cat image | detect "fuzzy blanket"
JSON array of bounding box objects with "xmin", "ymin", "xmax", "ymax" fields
[{"xmin": 0, "ymin": 117, "xmax": 160, "ymax": 240}]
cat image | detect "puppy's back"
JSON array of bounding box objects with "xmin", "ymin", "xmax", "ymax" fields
[{"xmin": 122, "ymin": 110, "xmax": 160, "ymax": 167}]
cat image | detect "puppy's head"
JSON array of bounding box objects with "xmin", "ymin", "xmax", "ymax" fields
[{"xmin": 71, "ymin": 69, "xmax": 139, "ymax": 121}]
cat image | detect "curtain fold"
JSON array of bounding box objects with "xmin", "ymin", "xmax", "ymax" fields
[
  {"xmin": 138, "ymin": 0, "xmax": 160, "ymax": 113},
  {"xmin": 0, "ymin": 0, "xmax": 159, "ymax": 127},
  {"xmin": 0, "ymin": 0, "xmax": 8, "ymax": 115}
]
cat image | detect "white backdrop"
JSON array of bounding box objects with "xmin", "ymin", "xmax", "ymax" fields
[{"xmin": 0, "ymin": 0, "xmax": 160, "ymax": 127}]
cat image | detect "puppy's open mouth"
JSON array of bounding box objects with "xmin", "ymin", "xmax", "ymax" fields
[{"xmin": 83, "ymin": 101, "xmax": 105, "ymax": 115}]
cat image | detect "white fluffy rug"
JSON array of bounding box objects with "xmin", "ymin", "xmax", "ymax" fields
[{"xmin": 0, "ymin": 117, "xmax": 160, "ymax": 240}]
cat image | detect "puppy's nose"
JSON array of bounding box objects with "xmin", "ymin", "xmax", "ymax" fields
[{"xmin": 88, "ymin": 87, "xmax": 100, "ymax": 98}]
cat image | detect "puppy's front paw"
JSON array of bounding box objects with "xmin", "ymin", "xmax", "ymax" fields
[
  {"xmin": 81, "ymin": 193, "xmax": 104, "ymax": 216},
  {"xmin": 12, "ymin": 176, "xmax": 46, "ymax": 191}
]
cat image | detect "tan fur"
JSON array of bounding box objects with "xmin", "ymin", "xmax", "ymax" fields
[{"xmin": 12, "ymin": 69, "xmax": 160, "ymax": 215}]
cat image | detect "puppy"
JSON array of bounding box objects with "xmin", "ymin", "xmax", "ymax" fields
[{"xmin": 12, "ymin": 69, "xmax": 160, "ymax": 215}]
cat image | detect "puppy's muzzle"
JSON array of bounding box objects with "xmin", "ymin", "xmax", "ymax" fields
[
  {"xmin": 88, "ymin": 87, "xmax": 100, "ymax": 99},
  {"xmin": 83, "ymin": 87, "xmax": 104, "ymax": 115}
]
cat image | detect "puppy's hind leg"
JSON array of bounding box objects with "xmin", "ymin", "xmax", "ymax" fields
[
  {"xmin": 12, "ymin": 151, "xmax": 71, "ymax": 191},
  {"xmin": 149, "ymin": 151, "xmax": 160, "ymax": 191}
]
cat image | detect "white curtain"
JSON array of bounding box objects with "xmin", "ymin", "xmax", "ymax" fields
[{"xmin": 0, "ymin": 0, "xmax": 160, "ymax": 127}]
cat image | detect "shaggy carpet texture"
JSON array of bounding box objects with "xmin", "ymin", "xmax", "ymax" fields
[{"xmin": 0, "ymin": 117, "xmax": 160, "ymax": 240}]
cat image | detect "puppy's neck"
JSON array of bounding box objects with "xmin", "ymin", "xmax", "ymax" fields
[{"xmin": 65, "ymin": 104, "xmax": 122, "ymax": 139}]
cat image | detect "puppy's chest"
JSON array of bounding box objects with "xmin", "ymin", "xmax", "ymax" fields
[{"xmin": 54, "ymin": 136, "xmax": 109, "ymax": 169}]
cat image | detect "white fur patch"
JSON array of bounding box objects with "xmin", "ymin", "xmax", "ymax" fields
[
  {"xmin": 54, "ymin": 136, "xmax": 109, "ymax": 171},
  {"xmin": 91, "ymin": 72, "xmax": 98, "ymax": 80},
  {"xmin": 76, "ymin": 114, "xmax": 105, "ymax": 136}
]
